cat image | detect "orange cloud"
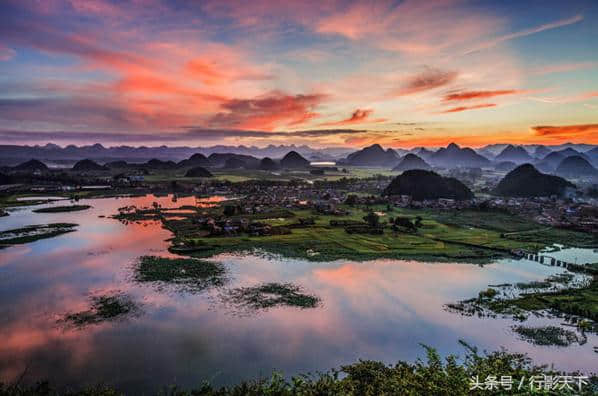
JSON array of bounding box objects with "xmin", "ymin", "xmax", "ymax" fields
[
  {"xmin": 319, "ymin": 109, "xmax": 386, "ymax": 126},
  {"xmin": 185, "ymin": 57, "xmax": 271, "ymax": 86},
  {"xmin": 441, "ymin": 103, "xmax": 496, "ymax": 113},
  {"xmin": 208, "ymin": 91, "xmax": 326, "ymax": 131},
  {"xmin": 442, "ymin": 89, "xmax": 525, "ymax": 101},
  {"xmin": 531, "ymin": 124, "xmax": 598, "ymax": 143}
]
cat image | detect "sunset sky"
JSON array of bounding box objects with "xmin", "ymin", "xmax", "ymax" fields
[{"xmin": 0, "ymin": 0, "xmax": 597, "ymax": 148}]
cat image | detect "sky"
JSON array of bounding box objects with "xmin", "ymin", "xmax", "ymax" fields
[{"xmin": 0, "ymin": 0, "xmax": 597, "ymax": 148}]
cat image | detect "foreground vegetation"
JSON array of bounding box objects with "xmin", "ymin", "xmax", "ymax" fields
[{"xmin": 1, "ymin": 344, "xmax": 596, "ymax": 395}]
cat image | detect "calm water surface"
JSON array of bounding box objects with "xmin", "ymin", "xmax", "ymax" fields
[{"xmin": 0, "ymin": 195, "xmax": 596, "ymax": 393}]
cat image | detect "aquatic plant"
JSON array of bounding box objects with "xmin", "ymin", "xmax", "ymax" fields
[
  {"xmin": 513, "ymin": 325, "xmax": 583, "ymax": 347},
  {"xmin": 224, "ymin": 282, "xmax": 321, "ymax": 311},
  {"xmin": 0, "ymin": 223, "xmax": 77, "ymax": 248},
  {"xmin": 33, "ymin": 205, "xmax": 91, "ymax": 213},
  {"xmin": 134, "ymin": 256, "xmax": 226, "ymax": 292},
  {"xmin": 61, "ymin": 292, "xmax": 140, "ymax": 328}
]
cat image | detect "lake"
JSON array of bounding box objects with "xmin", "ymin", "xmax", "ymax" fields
[{"xmin": 1, "ymin": 194, "xmax": 596, "ymax": 393}]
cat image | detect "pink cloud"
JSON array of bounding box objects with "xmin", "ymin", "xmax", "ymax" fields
[
  {"xmin": 395, "ymin": 67, "xmax": 459, "ymax": 96},
  {"xmin": 0, "ymin": 45, "xmax": 15, "ymax": 61},
  {"xmin": 442, "ymin": 89, "xmax": 527, "ymax": 102},
  {"xmin": 315, "ymin": 0, "xmax": 504, "ymax": 56}
]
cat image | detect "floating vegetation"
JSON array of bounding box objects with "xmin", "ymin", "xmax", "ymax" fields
[
  {"xmin": 134, "ymin": 255, "xmax": 226, "ymax": 292},
  {"xmin": 0, "ymin": 223, "xmax": 77, "ymax": 248},
  {"xmin": 33, "ymin": 205, "xmax": 91, "ymax": 213},
  {"xmin": 478, "ymin": 288, "xmax": 498, "ymax": 299},
  {"xmin": 446, "ymin": 263, "xmax": 598, "ymax": 344},
  {"xmin": 60, "ymin": 292, "xmax": 140, "ymax": 328},
  {"xmin": 224, "ymin": 282, "xmax": 321, "ymax": 312},
  {"xmin": 516, "ymin": 280, "xmax": 552, "ymax": 290},
  {"xmin": 512, "ymin": 325, "xmax": 584, "ymax": 347}
]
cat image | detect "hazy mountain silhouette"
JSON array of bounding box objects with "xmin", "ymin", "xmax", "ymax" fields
[
  {"xmin": 341, "ymin": 144, "xmax": 400, "ymax": 167},
  {"xmin": 535, "ymin": 151, "xmax": 565, "ymax": 172},
  {"xmin": 494, "ymin": 161, "xmax": 517, "ymax": 172},
  {"xmin": 259, "ymin": 157, "xmax": 279, "ymax": 171},
  {"xmin": 177, "ymin": 153, "xmax": 210, "ymax": 168},
  {"xmin": 13, "ymin": 159, "xmax": 48, "ymax": 172},
  {"xmin": 429, "ymin": 143, "xmax": 490, "ymax": 168},
  {"xmin": 280, "ymin": 151, "xmax": 310, "ymax": 168},
  {"xmin": 208, "ymin": 153, "xmax": 259, "ymax": 168},
  {"xmin": 533, "ymin": 146, "xmax": 552, "ymax": 159},
  {"xmin": 393, "ymin": 154, "xmax": 431, "ymax": 171},
  {"xmin": 494, "ymin": 145, "xmax": 532, "ymax": 163},
  {"xmin": 555, "ymin": 156, "xmax": 597, "ymax": 177},
  {"xmin": 72, "ymin": 159, "xmax": 108, "ymax": 171}
]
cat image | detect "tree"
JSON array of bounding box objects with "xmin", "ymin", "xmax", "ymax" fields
[
  {"xmin": 414, "ymin": 216, "xmax": 423, "ymax": 228},
  {"xmin": 363, "ymin": 211, "xmax": 380, "ymax": 228},
  {"xmin": 345, "ymin": 194, "xmax": 358, "ymax": 205},
  {"xmin": 223, "ymin": 205, "xmax": 237, "ymax": 216},
  {"xmin": 394, "ymin": 216, "xmax": 416, "ymax": 232}
]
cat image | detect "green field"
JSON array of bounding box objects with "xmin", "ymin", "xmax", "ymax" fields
[
  {"xmin": 162, "ymin": 204, "xmax": 596, "ymax": 262},
  {"xmin": 142, "ymin": 166, "xmax": 396, "ymax": 183}
]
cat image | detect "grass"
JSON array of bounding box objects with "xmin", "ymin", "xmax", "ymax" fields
[
  {"xmin": 179, "ymin": 207, "xmax": 596, "ymax": 262},
  {"xmin": 60, "ymin": 293, "xmax": 139, "ymax": 328},
  {"xmin": 33, "ymin": 205, "xmax": 91, "ymax": 213},
  {"xmin": 0, "ymin": 223, "xmax": 78, "ymax": 248},
  {"xmin": 512, "ymin": 325, "xmax": 582, "ymax": 347},
  {"xmin": 1, "ymin": 344, "xmax": 596, "ymax": 395},
  {"xmin": 224, "ymin": 282, "xmax": 321, "ymax": 311},
  {"xmin": 134, "ymin": 255, "xmax": 226, "ymax": 292}
]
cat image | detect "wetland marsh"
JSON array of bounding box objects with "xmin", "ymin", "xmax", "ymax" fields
[{"xmin": 0, "ymin": 194, "xmax": 597, "ymax": 393}]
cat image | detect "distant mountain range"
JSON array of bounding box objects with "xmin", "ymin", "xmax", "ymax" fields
[
  {"xmin": 0, "ymin": 143, "xmax": 353, "ymax": 166},
  {"xmin": 1, "ymin": 142, "xmax": 597, "ymax": 172}
]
